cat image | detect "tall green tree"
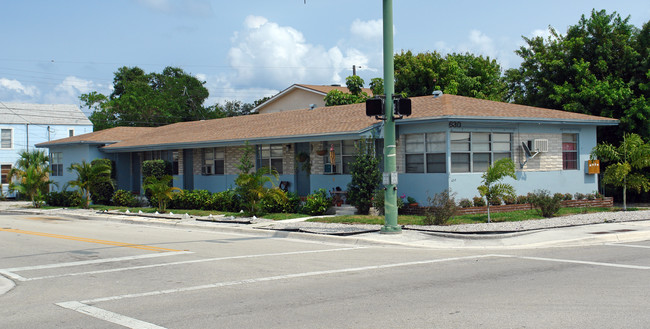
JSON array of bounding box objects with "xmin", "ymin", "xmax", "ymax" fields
[
  {"xmin": 67, "ymin": 160, "xmax": 113, "ymax": 208},
  {"xmin": 591, "ymin": 133, "xmax": 650, "ymax": 210},
  {"xmin": 8, "ymin": 150, "xmax": 55, "ymax": 207},
  {"xmin": 346, "ymin": 139, "xmax": 381, "ymax": 215},
  {"xmin": 477, "ymin": 158, "xmax": 517, "ymax": 223},
  {"xmin": 505, "ymin": 10, "xmax": 650, "ymax": 144},
  {"xmin": 82, "ymin": 66, "xmax": 213, "ymax": 130},
  {"xmin": 393, "ymin": 50, "xmax": 506, "ymax": 100}
]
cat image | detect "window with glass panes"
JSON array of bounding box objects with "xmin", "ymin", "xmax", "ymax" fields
[
  {"xmin": 259, "ymin": 144, "xmax": 283, "ymax": 174},
  {"xmin": 404, "ymin": 133, "xmax": 446, "ymax": 173},
  {"xmin": 202, "ymin": 148, "xmax": 225, "ymax": 175},
  {"xmin": 1, "ymin": 129, "xmax": 11, "ymax": 149},
  {"xmin": 324, "ymin": 140, "xmax": 357, "ymax": 174},
  {"xmin": 450, "ymin": 132, "xmax": 511, "ymax": 173},
  {"xmin": 562, "ymin": 134, "xmax": 578, "ymax": 170},
  {"xmin": 50, "ymin": 152, "xmax": 63, "ymax": 176}
]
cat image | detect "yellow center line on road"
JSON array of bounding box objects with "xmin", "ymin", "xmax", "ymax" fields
[{"xmin": 0, "ymin": 228, "xmax": 181, "ymax": 252}]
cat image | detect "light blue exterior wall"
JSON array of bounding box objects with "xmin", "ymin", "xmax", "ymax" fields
[
  {"xmin": 310, "ymin": 174, "xmax": 352, "ymax": 194},
  {"xmin": 45, "ymin": 143, "xmax": 104, "ymax": 192},
  {"xmin": 1, "ymin": 123, "xmax": 92, "ymax": 196},
  {"xmin": 394, "ymin": 121, "xmax": 601, "ymax": 203}
]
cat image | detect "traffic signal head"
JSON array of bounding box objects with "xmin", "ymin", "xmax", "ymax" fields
[
  {"xmin": 394, "ymin": 98, "xmax": 411, "ymax": 116},
  {"xmin": 365, "ymin": 98, "xmax": 383, "ymax": 116}
]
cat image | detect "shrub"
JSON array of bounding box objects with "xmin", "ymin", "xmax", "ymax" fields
[
  {"xmin": 594, "ymin": 191, "xmax": 604, "ymax": 199},
  {"xmin": 472, "ymin": 196, "xmax": 486, "ymax": 207},
  {"xmin": 574, "ymin": 192, "xmax": 586, "ymax": 200},
  {"xmin": 301, "ymin": 189, "xmax": 331, "ymax": 216},
  {"xmin": 424, "ymin": 190, "xmax": 458, "ymax": 225},
  {"xmin": 488, "ymin": 195, "xmax": 502, "ymax": 206},
  {"xmin": 169, "ymin": 189, "xmax": 211, "ymax": 210},
  {"xmin": 142, "ymin": 160, "xmax": 172, "ymax": 179},
  {"xmin": 586, "ymin": 193, "xmax": 596, "ymax": 200},
  {"xmin": 502, "ymin": 195, "xmax": 516, "ymax": 205},
  {"xmin": 372, "ymin": 189, "xmax": 385, "ymax": 215},
  {"xmin": 89, "ymin": 159, "xmax": 114, "ymax": 205},
  {"xmin": 516, "ymin": 195, "xmax": 529, "ymax": 204},
  {"xmin": 45, "ymin": 190, "xmax": 82, "ymax": 207},
  {"xmin": 529, "ymin": 189, "xmax": 562, "ymax": 218},
  {"xmin": 206, "ymin": 189, "xmax": 240, "ymax": 212},
  {"xmin": 563, "ymin": 193, "xmax": 573, "ymax": 201},
  {"xmin": 261, "ymin": 189, "xmax": 289, "ymax": 213},
  {"xmin": 553, "ymin": 193, "xmax": 565, "ymax": 201},
  {"xmin": 111, "ymin": 190, "xmax": 137, "ymax": 207},
  {"xmin": 458, "ymin": 198, "xmax": 473, "ymax": 208}
]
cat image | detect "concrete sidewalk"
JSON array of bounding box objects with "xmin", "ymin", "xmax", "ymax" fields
[{"xmin": 2, "ymin": 203, "xmax": 650, "ymax": 250}]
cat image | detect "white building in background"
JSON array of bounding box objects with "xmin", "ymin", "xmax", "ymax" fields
[{"xmin": 1, "ymin": 102, "xmax": 92, "ymax": 197}]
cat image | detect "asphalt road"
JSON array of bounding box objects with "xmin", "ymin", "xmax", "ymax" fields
[{"xmin": 1, "ymin": 213, "xmax": 649, "ymax": 328}]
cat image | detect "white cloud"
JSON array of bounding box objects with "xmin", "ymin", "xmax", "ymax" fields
[
  {"xmin": 350, "ymin": 19, "xmax": 383, "ymax": 40},
  {"xmin": 44, "ymin": 76, "xmax": 108, "ymax": 104},
  {"xmin": 226, "ymin": 15, "xmax": 369, "ymax": 90},
  {"xmin": 135, "ymin": 0, "xmax": 213, "ymax": 17},
  {"xmin": 531, "ymin": 28, "xmax": 552, "ymax": 39},
  {"xmin": 0, "ymin": 78, "xmax": 40, "ymax": 101}
]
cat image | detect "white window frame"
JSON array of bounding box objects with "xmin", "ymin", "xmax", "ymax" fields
[
  {"xmin": 562, "ymin": 133, "xmax": 578, "ymax": 170},
  {"xmin": 450, "ymin": 132, "xmax": 512, "ymax": 173},
  {"xmin": 404, "ymin": 133, "xmax": 446, "ymax": 173},
  {"xmin": 50, "ymin": 152, "xmax": 63, "ymax": 176},
  {"xmin": 323, "ymin": 140, "xmax": 357, "ymax": 174},
  {"xmin": 1, "ymin": 128, "xmax": 13, "ymax": 149},
  {"xmin": 258, "ymin": 144, "xmax": 283, "ymax": 174},
  {"xmin": 202, "ymin": 147, "xmax": 225, "ymax": 175}
]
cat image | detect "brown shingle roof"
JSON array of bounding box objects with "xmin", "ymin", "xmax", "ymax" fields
[
  {"xmin": 408, "ymin": 94, "xmax": 619, "ymax": 121},
  {"xmin": 36, "ymin": 127, "xmax": 155, "ymax": 147},
  {"xmin": 104, "ymin": 103, "xmax": 377, "ymax": 150},
  {"xmin": 43, "ymin": 94, "xmax": 616, "ymax": 151}
]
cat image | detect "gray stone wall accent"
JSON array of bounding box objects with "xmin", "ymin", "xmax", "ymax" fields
[
  {"xmin": 283, "ymin": 145, "xmax": 295, "ymax": 174},
  {"xmin": 192, "ymin": 149, "xmax": 202, "ymax": 175},
  {"xmin": 176, "ymin": 149, "xmax": 184, "ymax": 174},
  {"xmin": 311, "ymin": 142, "xmax": 325, "ymax": 175},
  {"xmin": 226, "ymin": 146, "xmax": 248, "ymax": 175},
  {"xmin": 515, "ymin": 133, "xmax": 563, "ymax": 171}
]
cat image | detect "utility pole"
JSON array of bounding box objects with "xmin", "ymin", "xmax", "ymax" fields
[{"xmin": 380, "ymin": 0, "xmax": 400, "ymax": 234}]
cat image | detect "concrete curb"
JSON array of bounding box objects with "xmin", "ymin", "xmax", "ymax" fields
[{"xmin": 3, "ymin": 208, "xmax": 650, "ymax": 250}]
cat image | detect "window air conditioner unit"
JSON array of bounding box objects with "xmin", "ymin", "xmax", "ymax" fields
[{"xmin": 533, "ymin": 139, "xmax": 549, "ymax": 153}]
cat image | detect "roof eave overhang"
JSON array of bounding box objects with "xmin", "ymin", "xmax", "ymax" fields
[
  {"xmin": 395, "ymin": 115, "xmax": 619, "ymax": 126},
  {"xmin": 101, "ymin": 125, "xmax": 380, "ymax": 153},
  {"xmin": 35, "ymin": 141, "xmax": 117, "ymax": 148}
]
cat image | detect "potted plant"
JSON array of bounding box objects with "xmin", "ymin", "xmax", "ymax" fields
[
  {"xmin": 407, "ymin": 196, "xmax": 418, "ymax": 207},
  {"xmin": 316, "ymin": 149, "xmax": 327, "ymax": 156}
]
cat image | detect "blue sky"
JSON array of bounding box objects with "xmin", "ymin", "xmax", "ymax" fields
[{"xmin": 1, "ymin": 0, "xmax": 648, "ymax": 112}]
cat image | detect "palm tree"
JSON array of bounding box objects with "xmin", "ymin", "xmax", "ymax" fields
[
  {"xmin": 591, "ymin": 133, "xmax": 650, "ymax": 210},
  {"xmin": 8, "ymin": 150, "xmax": 54, "ymax": 207},
  {"xmin": 68, "ymin": 160, "xmax": 113, "ymax": 208},
  {"xmin": 234, "ymin": 143, "xmax": 286, "ymax": 216},
  {"xmin": 477, "ymin": 158, "xmax": 517, "ymax": 223},
  {"xmin": 143, "ymin": 175, "xmax": 181, "ymax": 212}
]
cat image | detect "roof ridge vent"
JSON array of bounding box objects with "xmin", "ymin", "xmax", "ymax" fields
[{"xmin": 432, "ymin": 90, "xmax": 443, "ymax": 98}]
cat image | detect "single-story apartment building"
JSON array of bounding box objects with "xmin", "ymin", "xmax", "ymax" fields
[{"xmin": 36, "ymin": 93, "xmax": 618, "ymax": 204}]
